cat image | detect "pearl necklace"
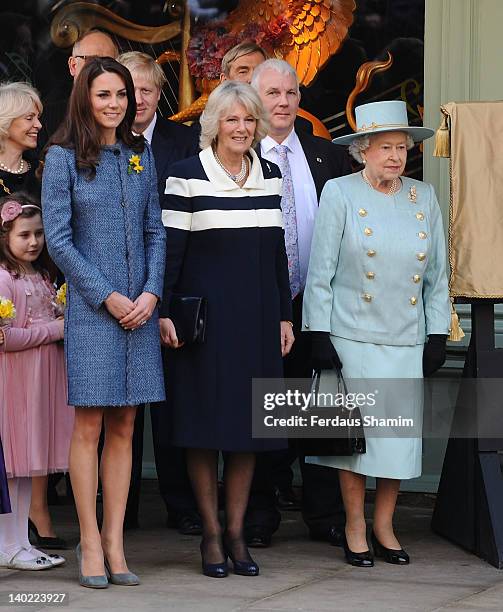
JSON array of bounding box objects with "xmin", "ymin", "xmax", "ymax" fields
[
  {"xmin": 214, "ymin": 150, "xmax": 248, "ymax": 183},
  {"xmin": 0, "ymin": 158, "xmax": 25, "ymax": 174},
  {"xmin": 362, "ymin": 169, "xmax": 398, "ymax": 196}
]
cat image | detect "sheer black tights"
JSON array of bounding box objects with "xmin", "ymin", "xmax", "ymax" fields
[{"xmin": 186, "ymin": 449, "xmax": 255, "ymax": 563}]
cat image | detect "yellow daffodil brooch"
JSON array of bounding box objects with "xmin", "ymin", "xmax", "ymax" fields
[{"xmin": 127, "ymin": 154, "xmax": 144, "ymax": 175}]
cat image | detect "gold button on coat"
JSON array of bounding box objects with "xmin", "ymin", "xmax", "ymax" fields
[
  {"xmin": 364, "ymin": 227, "xmax": 372, "ymax": 236},
  {"xmin": 362, "ymin": 293, "xmax": 373, "ymax": 302},
  {"xmin": 366, "ymin": 271, "xmax": 375, "ymax": 280},
  {"xmin": 418, "ymin": 231, "xmax": 427, "ymax": 239},
  {"xmin": 410, "ymin": 297, "xmax": 417, "ymax": 305},
  {"xmin": 367, "ymin": 249, "xmax": 376, "ymax": 257},
  {"xmin": 413, "ymin": 274, "xmax": 421, "ymax": 283},
  {"xmin": 358, "ymin": 208, "xmax": 367, "ymax": 217},
  {"xmin": 417, "ymin": 252, "xmax": 426, "ymax": 261},
  {"xmin": 416, "ymin": 212, "xmax": 425, "ymax": 221}
]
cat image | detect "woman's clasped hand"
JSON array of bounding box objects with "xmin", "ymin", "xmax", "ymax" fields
[{"xmin": 104, "ymin": 291, "xmax": 158, "ymax": 330}]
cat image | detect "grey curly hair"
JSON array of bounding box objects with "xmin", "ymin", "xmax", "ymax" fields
[
  {"xmin": 348, "ymin": 133, "xmax": 415, "ymax": 163},
  {"xmin": 199, "ymin": 81, "xmax": 269, "ymax": 150}
]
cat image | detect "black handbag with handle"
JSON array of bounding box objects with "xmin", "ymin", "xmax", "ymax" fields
[
  {"xmin": 169, "ymin": 295, "xmax": 207, "ymax": 344},
  {"xmin": 297, "ymin": 368, "xmax": 366, "ymax": 457}
]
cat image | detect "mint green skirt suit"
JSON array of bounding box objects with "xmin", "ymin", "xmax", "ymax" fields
[{"xmin": 302, "ymin": 172, "xmax": 450, "ymax": 479}]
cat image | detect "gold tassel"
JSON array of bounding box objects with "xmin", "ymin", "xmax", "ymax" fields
[
  {"xmin": 448, "ymin": 301, "xmax": 465, "ymax": 342},
  {"xmin": 433, "ymin": 110, "xmax": 450, "ymax": 157}
]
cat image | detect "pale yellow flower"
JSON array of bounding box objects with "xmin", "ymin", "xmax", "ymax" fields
[
  {"xmin": 56, "ymin": 283, "xmax": 67, "ymax": 307},
  {"xmin": 0, "ymin": 296, "xmax": 16, "ymax": 321}
]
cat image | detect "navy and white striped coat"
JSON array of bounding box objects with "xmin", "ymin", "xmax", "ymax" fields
[{"xmin": 161, "ymin": 147, "xmax": 291, "ymax": 451}]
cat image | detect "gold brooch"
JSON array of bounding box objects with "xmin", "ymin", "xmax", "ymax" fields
[{"xmin": 409, "ymin": 186, "xmax": 417, "ymax": 203}]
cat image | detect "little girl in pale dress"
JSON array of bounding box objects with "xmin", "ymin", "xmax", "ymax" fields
[{"xmin": 0, "ymin": 193, "xmax": 74, "ymax": 570}]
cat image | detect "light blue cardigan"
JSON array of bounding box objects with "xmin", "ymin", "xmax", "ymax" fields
[{"xmin": 302, "ymin": 172, "xmax": 451, "ymax": 346}]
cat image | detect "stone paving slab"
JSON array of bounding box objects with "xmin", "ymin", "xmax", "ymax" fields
[{"xmin": 0, "ymin": 485, "xmax": 501, "ymax": 611}]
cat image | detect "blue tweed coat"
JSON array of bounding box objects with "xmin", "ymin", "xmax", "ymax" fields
[{"xmin": 41, "ymin": 142, "xmax": 166, "ymax": 407}]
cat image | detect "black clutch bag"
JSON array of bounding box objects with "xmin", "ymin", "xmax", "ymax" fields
[
  {"xmin": 169, "ymin": 295, "xmax": 207, "ymax": 344},
  {"xmin": 296, "ymin": 368, "xmax": 366, "ymax": 457}
]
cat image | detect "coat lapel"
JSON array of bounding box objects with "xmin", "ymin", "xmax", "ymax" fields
[{"xmin": 298, "ymin": 134, "xmax": 326, "ymax": 202}]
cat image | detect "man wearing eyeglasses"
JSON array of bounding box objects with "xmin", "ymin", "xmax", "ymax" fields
[
  {"xmin": 39, "ymin": 29, "xmax": 118, "ymax": 145},
  {"xmin": 68, "ymin": 30, "xmax": 118, "ymax": 79}
]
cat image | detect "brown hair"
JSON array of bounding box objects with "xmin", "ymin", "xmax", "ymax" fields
[
  {"xmin": 45, "ymin": 57, "xmax": 143, "ymax": 179},
  {"xmin": 0, "ymin": 192, "xmax": 57, "ymax": 281}
]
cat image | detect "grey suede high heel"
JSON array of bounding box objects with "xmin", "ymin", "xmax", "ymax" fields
[
  {"xmin": 104, "ymin": 558, "xmax": 140, "ymax": 586},
  {"xmin": 75, "ymin": 544, "xmax": 108, "ymax": 589}
]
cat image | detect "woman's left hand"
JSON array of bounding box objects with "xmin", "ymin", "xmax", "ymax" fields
[
  {"xmin": 280, "ymin": 321, "xmax": 295, "ymax": 357},
  {"xmin": 423, "ymin": 334, "xmax": 448, "ymax": 377},
  {"xmin": 119, "ymin": 292, "xmax": 158, "ymax": 330}
]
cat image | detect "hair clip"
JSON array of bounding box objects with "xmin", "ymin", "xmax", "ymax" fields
[
  {"xmin": 1, "ymin": 200, "xmax": 23, "ymax": 225},
  {"xmin": 1, "ymin": 201, "xmax": 41, "ymax": 226}
]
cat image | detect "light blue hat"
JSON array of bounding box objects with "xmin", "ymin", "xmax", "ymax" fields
[{"xmin": 332, "ymin": 100, "xmax": 434, "ymax": 145}]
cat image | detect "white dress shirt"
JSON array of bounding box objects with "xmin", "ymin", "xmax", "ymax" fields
[
  {"xmin": 261, "ymin": 129, "xmax": 318, "ymax": 290},
  {"xmin": 135, "ymin": 113, "xmax": 157, "ymax": 145}
]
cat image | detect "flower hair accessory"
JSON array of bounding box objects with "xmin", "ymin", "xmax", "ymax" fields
[{"xmin": 1, "ymin": 200, "xmax": 41, "ymax": 226}]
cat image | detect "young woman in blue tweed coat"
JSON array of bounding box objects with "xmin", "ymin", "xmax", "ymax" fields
[{"xmin": 41, "ymin": 58, "xmax": 166, "ymax": 588}]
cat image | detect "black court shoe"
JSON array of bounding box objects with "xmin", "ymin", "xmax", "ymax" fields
[
  {"xmin": 223, "ymin": 533, "xmax": 259, "ymax": 576},
  {"xmin": 200, "ymin": 538, "xmax": 228, "ymax": 578},
  {"xmin": 343, "ymin": 536, "xmax": 374, "ymax": 568},
  {"xmin": 371, "ymin": 531, "xmax": 410, "ymax": 565},
  {"xmin": 28, "ymin": 519, "xmax": 68, "ymax": 550}
]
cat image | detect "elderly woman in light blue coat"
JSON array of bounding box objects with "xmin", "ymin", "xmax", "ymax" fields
[{"xmin": 303, "ymin": 101, "xmax": 450, "ymax": 567}]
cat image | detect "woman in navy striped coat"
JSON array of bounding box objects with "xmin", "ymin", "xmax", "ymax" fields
[{"xmin": 160, "ymin": 81, "xmax": 293, "ymax": 578}]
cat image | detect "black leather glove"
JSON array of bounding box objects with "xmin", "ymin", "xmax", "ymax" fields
[
  {"xmin": 310, "ymin": 332, "xmax": 343, "ymax": 371},
  {"xmin": 422, "ymin": 334, "xmax": 448, "ymax": 377}
]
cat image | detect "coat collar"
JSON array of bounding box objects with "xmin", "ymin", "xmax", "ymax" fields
[{"xmin": 199, "ymin": 146, "xmax": 265, "ymax": 192}]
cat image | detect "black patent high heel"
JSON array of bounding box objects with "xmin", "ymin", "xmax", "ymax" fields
[
  {"xmin": 371, "ymin": 531, "xmax": 410, "ymax": 565},
  {"xmin": 28, "ymin": 518, "xmax": 68, "ymax": 550},
  {"xmin": 343, "ymin": 535, "xmax": 374, "ymax": 567},
  {"xmin": 200, "ymin": 537, "xmax": 228, "ymax": 578},
  {"xmin": 223, "ymin": 533, "xmax": 259, "ymax": 576}
]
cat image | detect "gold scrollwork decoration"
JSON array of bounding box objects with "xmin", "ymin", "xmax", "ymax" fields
[
  {"xmin": 345, "ymin": 51, "xmax": 394, "ymax": 131},
  {"xmin": 400, "ymin": 79, "xmax": 421, "ymax": 118},
  {"xmin": 50, "ymin": 1, "xmax": 182, "ymax": 48}
]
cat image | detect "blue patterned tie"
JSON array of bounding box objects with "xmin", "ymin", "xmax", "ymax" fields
[{"xmin": 275, "ymin": 145, "xmax": 301, "ymax": 299}]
